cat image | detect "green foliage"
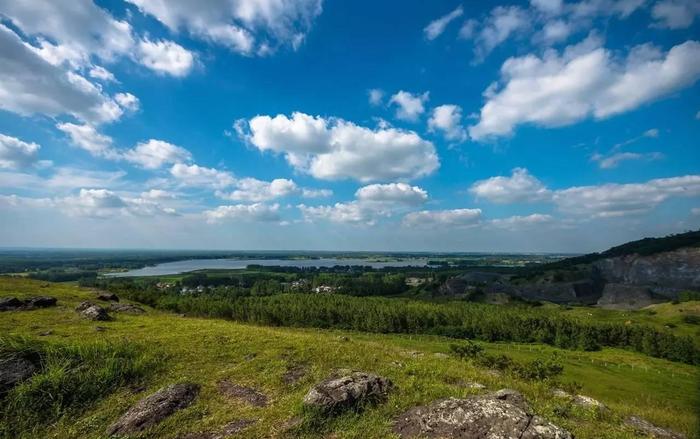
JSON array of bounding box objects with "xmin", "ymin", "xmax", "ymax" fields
[
  {"xmin": 112, "ymin": 287, "xmax": 700, "ymax": 365},
  {"xmin": 0, "ymin": 336, "xmax": 157, "ymax": 439},
  {"xmin": 450, "ymin": 342, "xmax": 564, "ymax": 381},
  {"xmin": 678, "ymin": 291, "xmax": 700, "ymax": 302},
  {"xmin": 681, "ymin": 315, "xmax": 700, "ymax": 325}
]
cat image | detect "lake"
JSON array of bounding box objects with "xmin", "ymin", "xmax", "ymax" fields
[{"xmin": 107, "ymin": 258, "xmax": 431, "ymax": 277}]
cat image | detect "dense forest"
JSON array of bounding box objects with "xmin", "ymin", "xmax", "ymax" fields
[{"xmin": 108, "ymin": 284, "xmax": 699, "ymax": 365}]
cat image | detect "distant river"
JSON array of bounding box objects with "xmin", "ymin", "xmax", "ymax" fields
[{"xmin": 106, "ymin": 258, "xmax": 431, "ymax": 277}]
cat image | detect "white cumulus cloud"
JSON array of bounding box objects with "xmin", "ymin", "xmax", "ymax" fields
[
  {"xmin": 123, "ymin": 140, "xmax": 192, "ymax": 169},
  {"xmin": 137, "ymin": 39, "xmax": 195, "ymax": 77},
  {"xmin": 403, "ymin": 208, "xmax": 482, "ymax": 228},
  {"xmin": 469, "ymin": 36, "xmax": 700, "ymax": 140},
  {"xmin": 204, "ymin": 203, "xmax": 281, "ymax": 223},
  {"xmin": 470, "ymin": 168, "xmax": 551, "ymax": 203},
  {"xmin": 237, "ymin": 112, "xmax": 439, "ymax": 182},
  {"xmin": 428, "ymin": 104, "xmax": 468, "ymax": 142},
  {"xmin": 389, "ymin": 91, "xmax": 430, "ymax": 122},
  {"xmin": 0, "ymin": 134, "xmax": 40, "ymax": 169},
  {"xmin": 424, "ymin": 6, "xmax": 464, "ymax": 40}
]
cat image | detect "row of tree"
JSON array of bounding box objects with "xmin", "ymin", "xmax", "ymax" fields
[{"xmin": 111, "ymin": 286, "xmax": 699, "ymax": 365}]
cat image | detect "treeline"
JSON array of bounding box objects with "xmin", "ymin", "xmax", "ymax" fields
[
  {"xmin": 111, "ymin": 287, "xmax": 699, "ymax": 365},
  {"xmin": 28, "ymin": 270, "xmax": 97, "ymax": 283}
]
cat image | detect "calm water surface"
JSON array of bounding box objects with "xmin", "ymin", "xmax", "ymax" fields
[{"xmin": 108, "ymin": 258, "xmax": 431, "ymax": 277}]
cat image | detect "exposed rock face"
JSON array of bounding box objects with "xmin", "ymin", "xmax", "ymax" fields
[
  {"xmin": 76, "ymin": 302, "xmax": 110, "ymax": 321},
  {"xmin": 594, "ymin": 248, "xmax": 700, "ymax": 298},
  {"xmin": 393, "ymin": 390, "xmax": 572, "ymax": 439},
  {"xmin": 107, "ymin": 383, "xmax": 200, "ymax": 435},
  {"xmin": 217, "ymin": 380, "xmax": 268, "ymax": 407},
  {"xmin": 516, "ymin": 280, "xmax": 600, "ymax": 304},
  {"xmin": 0, "ymin": 356, "xmax": 38, "ymax": 394},
  {"xmin": 439, "ymin": 278, "xmax": 468, "ymax": 296},
  {"xmin": 597, "ymin": 283, "xmax": 655, "ymax": 309},
  {"xmin": 0, "ymin": 296, "xmax": 57, "ymax": 311},
  {"xmin": 303, "ymin": 372, "xmax": 393, "ymax": 412},
  {"xmin": 110, "ymin": 303, "xmax": 145, "ymax": 314},
  {"xmin": 625, "ymin": 416, "xmax": 686, "ymax": 439}
]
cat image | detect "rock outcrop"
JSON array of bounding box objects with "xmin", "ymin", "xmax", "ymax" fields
[
  {"xmin": 110, "ymin": 303, "xmax": 145, "ymax": 314},
  {"xmin": 0, "ymin": 356, "xmax": 38, "ymax": 394},
  {"xmin": 0, "ymin": 296, "xmax": 57, "ymax": 311},
  {"xmin": 217, "ymin": 380, "xmax": 268, "ymax": 407},
  {"xmin": 107, "ymin": 383, "xmax": 200, "ymax": 435},
  {"xmin": 625, "ymin": 416, "xmax": 686, "ymax": 439},
  {"xmin": 596, "ymin": 283, "xmax": 655, "ymax": 310},
  {"xmin": 594, "ymin": 247, "xmax": 700, "ymax": 298},
  {"xmin": 96, "ymin": 292, "xmax": 119, "ymax": 302},
  {"xmin": 303, "ymin": 371, "xmax": 392, "ymax": 412},
  {"xmin": 393, "ymin": 389, "xmax": 572, "ymax": 439}
]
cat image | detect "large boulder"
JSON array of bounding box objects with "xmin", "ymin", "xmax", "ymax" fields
[
  {"xmin": 0, "ymin": 297, "xmax": 24, "ymax": 311},
  {"xmin": 96, "ymin": 292, "xmax": 119, "ymax": 302},
  {"xmin": 303, "ymin": 371, "xmax": 392, "ymax": 412},
  {"xmin": 76, "ymin": 302, "xmax": 110, "ymax": 321},
  {"xmin": 0, "ymin": 296, "xmax": 56, "ymax": 311},
  {"xmin": 107, "ymin": 383, "xmax": 200, "ymax": 435},
  {"xmin": 0, "ymin": 356, "xmax": 38, "ymax": 394},
  {"xmin": 393, "ymin": 389, "xmax": 572, "ymax": 439}
]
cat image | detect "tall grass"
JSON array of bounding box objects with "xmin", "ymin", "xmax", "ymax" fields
[{"xmin": 0, "ymin": 336, "xmax": 158, "ymax": 439}]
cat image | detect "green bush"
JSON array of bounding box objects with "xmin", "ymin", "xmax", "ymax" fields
[{"xmin": 0, "ymin": 336, "xmax": 158, "ymax": 439}]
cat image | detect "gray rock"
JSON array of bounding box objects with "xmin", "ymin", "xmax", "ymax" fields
[
  {"xmin": 107, "ymin": 383, "xmax": 200, "ymax": 435},
  {"xmin": 77, "ymin": 303, "xmax": 110, "ymax": 321},
  {"xmin": 490, "ymin": 388, "xmax": 530, "ymax": 411},
  {"xmin": 594, "ymin": 247, "xmax": 700, "ymax": 298},
  {"xmin": 393, "ymin": 390, "xmax": 572, "ymax": 439},
  {"xmin": 0, "ymin": 356, "xmax": 38, "ymax": 394},
  {"xmin": 96, "ymin": 292, "xmax": 119, "ymax": 302},
  {"xmin": 282, "ymin": 364, "xmax": 308, "ymax": 385},
  {"xmin": 0, "ymin": 296, "xmax": 56, "ymax": 311},
  {"xmin": 110, "ymin": 303, "xmax": 145, "ymax": 314},
  {"xmin": 24, "ymin": 296, "xmax": 57, "ymax": 308},
  {"xmin": 217, "ymin": 380, "xmax": 268, "ymax": 407},
  {"xmin": 303, "ymin": 371, "xmax": 393, "ymax": 412},
  {"xmin": 625, "ymin": 416, "xmax": 686, "ymax": 439},
  {"xmin": 0, "ymin": 297, "xmax": 23, "ymax": 311}
]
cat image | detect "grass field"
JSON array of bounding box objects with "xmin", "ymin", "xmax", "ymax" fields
[{"xmin": 0, "ymin": 277, "xmax": 698, "ymax": 439}]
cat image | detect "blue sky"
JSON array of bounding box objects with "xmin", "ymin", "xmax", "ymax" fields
[{"xmin": 0, "ymin": 0, "xmax": 699, "ymax": 252}]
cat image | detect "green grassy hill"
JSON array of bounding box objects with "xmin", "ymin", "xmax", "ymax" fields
[{"xmin": 1, "ymin": 277, "xmax": 698, "ymax": 438}]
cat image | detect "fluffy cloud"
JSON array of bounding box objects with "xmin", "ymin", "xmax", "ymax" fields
[
  {"xmin": 531, "ymin": 0, "xmax": 564, "ymax": 14},
  {"xmin": 469, "ymin": 36, "xmax": 700, "ymax": 140},
  {"xmin": 123, "ymin": 140, "xmax": 192, "ymax": 169},
  {"xmin": 237, "ymin": 112, "xmax": 439, "ymax": 182},
  {"xmin": 299, "ymin": 182, "xmax": 428, "ymax": 225},
  {"xmin": 137, "ymin": 39, "xmax": 195, "ymax": 77},
  {"xmin": 89, "ymin": 66, "xmax": 117, "ymax": 82},
  {"xmin": 651, "ymin": 0, "xmax": 700, "ymax": 28},
  {"xmin": 56, "ymin": 123, "xmax": 117, "ymax": 158},
  {"xmin": 403, "ymin": 208, "xmax": 482, "ymax": 228},
  {"xmin": 489, "ymin": 213, "xmax": 553, "ymax": 230},
  {"xmin": 389, "ymin": 91, "xmax": 429, "ymax": 121},
  {"xmin": 114, "ymin": 93, "xmax": 140, "ymax": 112},
  {"xmin": 591, "ymin": 151, "xmax": 664, "ymax": 169},
  {"xmin": 125, "ymin": 0, "xmax": 323, "ymax": 55},
  {"xmin": 470, "ymin": 168, "xmax": 551, "ymax": 203},
  {"xmin": 424, "ymin": 6, "xmax": 463, "ymax": 40},
  {"xmin": 170, "ymin": 163, "xmax": 236, "ymax": 189},
  {"xmin": 553, "ymin": 175, "xmax": 700, "ymax": 217},
  {"xmin": 0, "ymin": 24, "xmax": 126, "ymax": 124},
  {"xmin": 298, "ymin": 202, "xmax": 376, "ymax": 225},
  {"xmin": 1, "ymin": 188, "xmax": 178, "ymax": 218},
  {"xmin": 0, "ymin": 0, "xmax": 194, "ymax": 77},
  {"xmin": 203, "ymin": 203, "xmax": 281, "ymax": 223},
  {"xmin": 217, "ymin": 178, "xmax": 297, "ymax": 202},
  {"xmin": 428, "ymin": 104, "xmax": 468, "ymax": 142},
  {"xmin": 355, "ymin": 183, "xmax": 428, "ymax": 205},
  {"xmin": 0, "ymin": 134, "xmax": 40, "ymax": 169}
]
